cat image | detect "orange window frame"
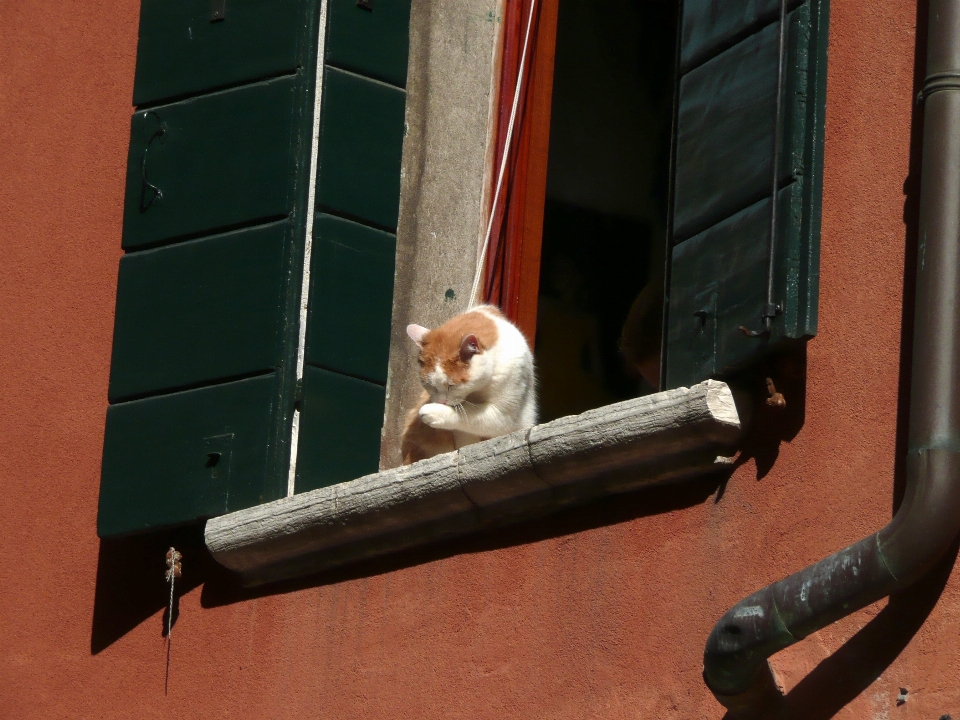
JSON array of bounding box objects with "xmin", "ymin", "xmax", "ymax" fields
[{"xmin": 481, "ymin": 0, "xmax": 560, "ymax": 346}]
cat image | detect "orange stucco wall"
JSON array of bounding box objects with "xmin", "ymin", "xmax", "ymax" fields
[{"xmin": 2, "ymin": 1, "xmax": 957, "ymax": 718}]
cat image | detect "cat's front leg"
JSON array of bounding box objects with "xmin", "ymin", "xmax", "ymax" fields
[
  {"xmin": 451, "ymin": 402, "xmax": 513, "ymax": 437},
  {"xmin": 419, "ymin": 402, "xmax": 461, "ymax": 431}
]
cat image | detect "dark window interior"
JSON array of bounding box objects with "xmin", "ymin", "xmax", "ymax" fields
[{"xmin": 535, "ymin": 0, "xmax": 677, "ymax": 422}]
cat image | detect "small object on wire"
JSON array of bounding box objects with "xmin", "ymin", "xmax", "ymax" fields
[
  {"xmin": 165, "ymin": 547, "xmax": 182, "ymax": 639},
  {"xmin": 765, "ymin": 377, "xmax": 786, "ymax": 409}
]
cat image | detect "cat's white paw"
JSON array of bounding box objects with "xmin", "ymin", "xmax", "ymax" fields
[{"xmin": 420, "ymin": 403, "xmax": 458, "ymax": 429}]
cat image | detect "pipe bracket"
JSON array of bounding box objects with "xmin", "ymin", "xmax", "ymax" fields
[{"xmin": 917, "ymin": 71, "xmax": 960, "ymax": 104}]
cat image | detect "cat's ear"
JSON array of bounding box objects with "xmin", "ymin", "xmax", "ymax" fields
[
  {"xmin": 407, "ymin": 324, "xmax": 430, "ymax": 347},
  {"xmin": 459, "ymin": 334, "xmax": 481, "ymax": 362}
]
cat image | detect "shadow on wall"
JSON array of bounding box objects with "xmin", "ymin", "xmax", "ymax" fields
[
  {"xmin": 722, "ymin": 541, "xmax": 959, "ymax": 720},
  {"xmin": 725, "ymin": 348, "xmax": 808, "ymax": 486},
  {"xmin": 90, "ymin": 469, "xmax": 731, "ymax": 651},
  {"xmin": 90, "ymin": 524, "xmax": 210, "ymax": 654},
  {"xmin": 198, "ymin": 469, "xmax": 734, "ymax": 606}
]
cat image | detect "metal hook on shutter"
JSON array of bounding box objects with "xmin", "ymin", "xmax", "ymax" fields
[
  {"xmin": 739, "ymin": 303, "xmax": 782, "ymax": 337},
  {"xmin": 740, "ymin": 0, "xmax": 789, "ymax": 338},
  {"xmin": 139, "ymin": 111, "xmax": 166, "ymax": 213}
]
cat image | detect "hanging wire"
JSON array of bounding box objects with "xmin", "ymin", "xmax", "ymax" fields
[
  {"xmin": 468, "ymin": 0, "xmax": 540, "ymax": 309},
  {"xmin": 164, "ymin": 548, "xmax": 182, "ymax": 639},
  {"xmin": 163, "ymin": 547, "xmax": 182, "ymax": 695}
]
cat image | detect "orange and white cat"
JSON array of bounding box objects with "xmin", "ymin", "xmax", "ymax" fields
[{"xmin": 400, "ymin": 305, "xmax": 537, "ymax": 465}]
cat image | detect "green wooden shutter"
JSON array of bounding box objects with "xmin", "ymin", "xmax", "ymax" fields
[
  {"xmin": 295, "ymin": 0, "xmax": 410, "ymax": 493},
  {"xmin": 98, "ymin": 0, "xmax": 410, "ymax": 536},
  {"xmin": 663, "ymin": 0, "xmax": 828, "ymax": 389}
]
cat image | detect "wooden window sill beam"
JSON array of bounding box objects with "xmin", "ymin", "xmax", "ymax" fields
[{"xmin": 205, "ymin": 380, "xmax": 741, "ymax": 586}]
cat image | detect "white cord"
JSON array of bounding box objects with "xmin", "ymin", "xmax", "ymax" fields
[
  {"xmin": 468, "ymin": 0, "xmax": 540, "ymax": 309},
  {"xmin": 288, "ymin": 0, "xmax": 330, "ymax": 498}
]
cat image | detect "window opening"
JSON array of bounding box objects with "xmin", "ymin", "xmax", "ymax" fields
[{"xmin": 534, "ymin": 0, "xmax": 677, "ymax": 422}]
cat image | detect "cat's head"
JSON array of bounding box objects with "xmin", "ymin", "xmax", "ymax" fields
[{"xmin": 406, "ymin": 309, "xmax": 499, "ymax": 405}]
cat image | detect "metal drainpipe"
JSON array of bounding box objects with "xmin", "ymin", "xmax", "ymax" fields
[{"xmin": 702, "ymin": 0, "xmax": 960, "ymax": 710}]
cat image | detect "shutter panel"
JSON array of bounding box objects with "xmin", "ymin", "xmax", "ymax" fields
[
  {"xmin": 99, "ymin": 0, "xmax": 411, "ymax": 535},
  {"xmin": 100, "ymin": 0, "xmax": 319, "ymax": 536},
  {"xmin": 99, "ymin": 376, "xmax": 277, "ymax": 538},
  {"xmin": 680, "ymin": 0, "xmax": 803, "ymax": 73},
  {"xmin": 295, "ymin": 366, "xmax": 386, "ymax": 493},
  {"xmin": 325, "ymin": 0, "xmax": 412, "ymax": 87},
  {"xmin": 108, "ymin": 222, "xmax": 289, "ymax": 402},
  {"xmin": 304, "ymin": 214, "xmax": 396, "ymax": 384},
  {"xmin": 98, "ymin": 0, "xmax": 410, "ymax": 537},
  {"xmin": 122, "ymin": 78, "xmax": 300, "ymax": 249},
  {"xmin": 133, "ymin": 0, "xmax": 307, "ymax": 107},
  {"xmin": 294, "ymin": 0, "xmax": 411, "ymax": 493},
  {"xmin": 664, "ymin": 0, "xmax": 827, "ymax": 389},
  {"xmin": 314, "ymin": 67, "xmax": 406, "ymax": 230}
]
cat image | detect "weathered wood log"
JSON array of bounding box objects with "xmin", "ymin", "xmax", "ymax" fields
[{"xmin": 206, "ymin": 380, "xmax": 741, "ymax": 586}]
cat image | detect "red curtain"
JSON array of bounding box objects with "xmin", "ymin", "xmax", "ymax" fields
[{"xmin": 482, "ymin": 0, "xmax": 543, "ymax": 319}]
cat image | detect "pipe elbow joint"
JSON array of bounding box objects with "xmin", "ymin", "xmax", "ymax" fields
[
  {"xmin": 703, "ymin": 590, "xmax": 794, "ymax": 704},
  {"xmin": 878, "ymin": 447, "xmax": 960, "ymax": 585},
  {"xmin": 703, "ymin": 448, "xmax": 960, "ymax": 710}
]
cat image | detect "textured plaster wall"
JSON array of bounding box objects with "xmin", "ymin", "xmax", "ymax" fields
[{"xmin": 2, "ymin": 1, "xmax": 958, "ymax": 719}]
